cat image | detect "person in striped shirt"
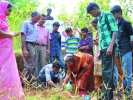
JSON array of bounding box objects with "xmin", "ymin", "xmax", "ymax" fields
[{"xmin": 65, "ymin": 27, "xmax": 80, "ymax": 54}]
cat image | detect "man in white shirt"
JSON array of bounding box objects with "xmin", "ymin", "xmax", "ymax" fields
[{"xmin": 39, "ymin": 61, "xmax": 63, "ymax": 88}]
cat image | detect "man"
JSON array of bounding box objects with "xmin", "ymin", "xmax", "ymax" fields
[
  {"xmin": 50, "ymin": 22, "xmax": 66, "ymax": 72},
  {"xmin": 87, "ymin": 2, "xmax": 118, "ymax": 100},
  {"xmin": 39, "ymin": 61, "xmax": 63, "ymax": 88},
  {"xmin": 21, "ymin": 11, "xmax": 40, "ymax": 82},
  {"xmin": 111, "ymin": 5, "xmax": 133, "ymax": 96},
  {"xmin": 35, "ymin": 14, "xmax": 51, "ymax": 77},
  {"xmin": 46, "ymin": 8, "xmax": 54, "ymax": 20}
]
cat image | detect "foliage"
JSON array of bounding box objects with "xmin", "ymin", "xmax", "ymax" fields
[{"xmin": 6, "ymin": 0, "xmax": 39, "ymax": 53}]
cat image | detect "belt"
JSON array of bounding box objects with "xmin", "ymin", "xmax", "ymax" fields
[
  {"xmin": 36, "ymin": 44, "xmax": 47, "ymax": 46},
  {"xmin": 26, "ymin": 42, "xmax": 47, "ymax": 46}
]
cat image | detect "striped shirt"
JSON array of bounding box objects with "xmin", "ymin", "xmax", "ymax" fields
[{"xmin": 65, "ymin": 35, "xmax": 80, "ymax": 54}]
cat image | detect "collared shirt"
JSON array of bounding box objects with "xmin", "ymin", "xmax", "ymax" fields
[
  {"xmin": 117, "ymin": 17, "xmax": 133, "ymax": 56},
  {"xmin": 39, "ymin": 64, "xmax": 62, "ymax": 81},
  {"xmin": 21, "ymin": 20, "xmax": 38, "ymax": 42},
  {"xmin": 65, "ymin": 35, "xmax": 80, "ymax": 54},
  {"xmin": 97, "ymin": 11, "xmax": 118, "ymax": 50},
  {"xmin": 78, "ymin": 36, "xmax": 93, "ymax": 55},
  {"xmin": 36, "ymin": 25, "xmax": 51, "ymax": 45},
  {"xmin": 50, "ymin": 32, "xmax": 62, "ymax": 56}
]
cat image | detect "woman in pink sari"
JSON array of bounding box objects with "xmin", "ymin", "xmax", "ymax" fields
[{"xmin": 0, "ymin": 1, "xmax": 24, "ymax": 100}]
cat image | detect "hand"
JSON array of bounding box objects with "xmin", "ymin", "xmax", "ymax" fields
[
  {"xmin": 23, "ymin": 48, "xmax": 29, "ymax": 58},
  {"xmin": 60, "ymin": 86, "xmax": 64, "ymax": 92},
  {"xmin": 93, "ymin": 40, "xmax": 98, "ymax": 45},
  {"xmin": 10, "ymin": 32, "xmax": 20, "ymax": 37},
  {"xmin": 97, "ymin": 53, "xmax": 101, "ymax": 60},
  {"xmin": 106, "ymin": 46, "xmax": 113, "ymax": 56},
  {"xmin": 84, "ymin": 45, "xmax": 90, "ymax": 50},
  {"xmin": 46, "ymin": 50, "xmax": 50, "ymax": 56}
]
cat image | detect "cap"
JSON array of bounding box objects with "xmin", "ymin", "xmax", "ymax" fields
[
  {"xmin": 53, "ymin": 21, "xmax": 60, "ymax": 26},
  {"xmin": 110, "ymin": 5, "xmax": 122, "ymax": 13}
]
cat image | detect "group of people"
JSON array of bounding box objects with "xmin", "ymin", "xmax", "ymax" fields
[{"xmin": 0, "ymin": 0, "xmax": 133, "ymax": 100}]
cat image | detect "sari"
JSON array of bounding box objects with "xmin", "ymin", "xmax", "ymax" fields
[
  {"xmin": 0, "ymin": 1, "xmax": 24, "ymax": 100},
  {"xmin": 67, "ymin": 53, "xmax": 94, "ymax": 92}
]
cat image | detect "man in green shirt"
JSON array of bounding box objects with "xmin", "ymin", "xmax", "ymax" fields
[{"xmin": 87, "ymin": 2, "xmax": 118, "ymax": 100}]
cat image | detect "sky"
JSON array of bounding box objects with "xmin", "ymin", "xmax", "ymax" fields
[{"xmin": 38, "ymin": 0, "xmax": 119, "ymax": 20}]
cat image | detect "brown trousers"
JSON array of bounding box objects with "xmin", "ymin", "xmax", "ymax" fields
[{"xmin": 115, "ymin": 56, "xmax": 123, "ymax": 87}]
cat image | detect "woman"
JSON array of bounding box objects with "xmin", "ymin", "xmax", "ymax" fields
[
  {"xmin": 63, "ymin": 53, "xmax": 94, "ymax": 95},
  {"xmin": 0, "ymin": 1, "xmax": 24, "ymax": 99},
  {"xmin": 91, "ymin": 18, "xmax": 102, "ymax": 90}
]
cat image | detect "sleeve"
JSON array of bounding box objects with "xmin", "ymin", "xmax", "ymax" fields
[
  {"xmin": 21, "ymin": 22, "xmax": 28, "ymax": 34},
  {"xmin": 124, "ymin": 21, "xmax": 133, "ymax": 36},
  {"xmin": 78, "ymin": 40, "xmax": 82, "ymax": 48},
  {"xmin": 88, "ymin": 37, "xmax": 93, "ymax": 47},
  {"xmin": 48, "ymin": 30, "xmax": 51, "ymax": 39},
  {"xmin": 45, "ymin": 68, "xmax": 51, "ymax": 81},
  {"xmin": 106, "ymin": 12, "xmax": 118, "ymax": 33}
]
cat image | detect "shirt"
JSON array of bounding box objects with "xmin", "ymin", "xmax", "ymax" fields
[
  {"xmin": 39, "ymin": 64, "xmax": 62, "ymax": 81},
  {"xmin": 36, "ymin": 25, "xmax": 51, "ymax": 45},
  {"xmin": 50, "ymin": 32, "xmax": 62, "ymax": 56},
  {"xmin": 21, "ymin": 20, "xmax": 38, "ymax": 42},
  {"xmin": 46, "ymin": 15, "xmax": 54, "ymax": 20},
  {"xmin": 65, "ymin": 35, "xmax": 80, "ymax": 54},
  {"xmin": 117, "ymin": 17, "xmax": 133, "ymax": 57},
  {"xmin": 97, "ymin": 11, "xmax": 118, "ymax": 50},
  {"xmin": 78, "ymin": 36, "xmax": 93, "ymax": 55}
]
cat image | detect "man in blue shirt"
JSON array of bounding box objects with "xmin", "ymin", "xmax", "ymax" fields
[{"xmin": 50, "ymin": 22, "xmax": 66, "ymax": 72}]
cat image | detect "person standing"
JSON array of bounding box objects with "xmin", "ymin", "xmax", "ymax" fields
[
  {"xmin": 87, "ymin": 2, "xmax": 118, "ymax": 100},
  {"xmin": 46, "ymin": 8, "xmax": 54, "ymax": 20},
  {"xmin": 35, "ymin": 14, "xmax": 51, "ymax": 77},
  {"xmin": 78, "ymin": 28, "xmax": 93, "ymax": 55},
  {"xmin": 21, "ymin": 11, "xmax": 40, "ymax": 82},
  {"xmin": 0, "ymin": 1, "xmax": 24, "ymax": 99},
  {"xmin": 50, "ymin": 22, "xmax": 66, "ymax": 72},
  {"xmin": 111, "ymin": 5, "xmax": 133, "ymax": 96}
]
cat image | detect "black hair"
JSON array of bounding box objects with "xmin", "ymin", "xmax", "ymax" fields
[
  {"xmin": 110, "ymin": 5, "xmax": 122, "ymax": 15},
  {"xmin": 53, "ymin": 21, "xmax": 60, "ymax": 26},
  {"xmin": 52, "ymin": 61, "xmax": 61, "ymax": 69},
  {"xmin": 91, "ymin": 17, "xmax": 98, "ymax": 24},
  {"xmin": 7, "ymin": 3, "xmax": 12, "ymax": 8},
  {"xmin": 41, "ymin": 14, "xmax": 46, "ymax": 17},
  {"xmin": 47, "ymin": 8, "xmax": 52, "ymax": 11},
  {"xmin": 87, "ymin": 2, "xmax": 99, "ymax": 14},
  {"xmin": 81, "ymin": 28, "xmax": 88, "ymax": 33},
  {"xmin": 31, "ymin": 11, "xmax": 40, "ymax": 17},
  {"xmin": 65, "ymin": 27, "xmax": 72, "ymax": 33}
]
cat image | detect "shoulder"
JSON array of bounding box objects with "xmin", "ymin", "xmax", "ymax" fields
[
  {"xmin": 122, "ymin": 18, "xmax": 131, "ymax": 24},
  {"xmin": 105, "ymin": 11, "xmax": 113, "ymax": 16}
]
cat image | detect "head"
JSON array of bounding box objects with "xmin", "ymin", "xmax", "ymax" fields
[
  {"xmin": 110, "ymin": 5, "xmax": 122, "ymax": 19},
  {"xmin": 52, "ymin": 61, "xmax": 62, "ymax": 74},
  {"xmin": 47, "ymin": 8, "xmax": 52, "ymax": 15},
  {"xmin": 31, "ymin": 11, "xmax": 41, "ymax": 23},
  {"xmin": 64, "ymin": 54, "xmax": 74, "ymax": 67},
  {"xmin": 65, "ymin": 27, "xmax": 73, "ymax": 37},
  {"xmin": 87, "ymin": 2, "xmax": 100, "ymax": 17},
  {"xmin": 81, "ymin": 28, "xmax": 88, "ymax": 37},
  {"xmin": 38, "ymin": 14, "xmax": 46, "ymax": 26},
  {"xmin": 0, "ymin": 1, "xmax": 12, "ymax": 17},
  {"xmin": 53, "ymin": 21, "xmax": 60, "ymax": 32},
  {"xmin": 91, "ymin": 18, "xmax": 98, "ymax": 30}
]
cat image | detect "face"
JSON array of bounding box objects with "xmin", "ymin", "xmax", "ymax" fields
[
  {"xmin": 52, "ymin": 67, "xmax": 59, "ymax": 74},
  {"xmin": 81, "ymin": 31, "xmax": 88, "ymax": 36},
  {"xmin": 89, "ymin": 8, "xmax": 99, "ymax": 17},
  {"xmin": 5, "ymin": 7, "xmax": 12, "ymax": 16},
  {"xmin": 66, "ymin": 31, "xmax": 73, "ymax": 37},
  {"xmin": 47, "ymin": 9, "xmax": 52, "ymax": 15},
  {"xmin": 91, "ymin": 23, "xmax": 97, "ymax": 30},
  {"xmin": 53, "ymin": 26, "xmax": 59, "ymax": 31},
  {"xmin": 32, "ymin": 14, "xmax": 41, "ymax": 23},
  {"xmin": 38, "ymin": 16, "xmax": 46, "ymax": 25},
  {"xmin": 112, "ymin": 12, "xmax": 121, "ymax": 19},
  {"xmin": 66, "ymin": 61, "xmax": 74, "ymax": 67}
]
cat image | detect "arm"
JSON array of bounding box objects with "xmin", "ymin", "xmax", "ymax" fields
[
  {"xmin": 63, "ymin": 70, "xmax": 71, "ymax": 84},
  {"xmin": 47, "ymin": 80, "xmax": 57, "ymax": 88},
  {"xmin": 46, "ymin": 39, "xmax": 50, "ymax": 55},
  {"xmin": 59, "ymin": 33, "xmax": 61, "ymax": 49},
  {"xmin": 106, "ymin": 13, "xmax": 118, "ymax": 55},
  {"xmin": 0, "ymin": 30, "xmax": 20, "ymax": 38}
]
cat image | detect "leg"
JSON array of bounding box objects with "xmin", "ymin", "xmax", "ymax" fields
[
  {"xmin": 50, "ymin": 56, "xmax": 56, "ymax": 63},
  {"xmin": 56, "ymin": 55, "xmax": 66, "ymax": 71},
  {"xmin": 101, "ymin": 49, "xmax": 114, "ymax": 100},
  {"xmin": 115, "ymin": 56, "xmax": 123, "ymax": 87},
  {"xmin": 121, "ymin": 51, "xmax": 132, "ymax": 94}
]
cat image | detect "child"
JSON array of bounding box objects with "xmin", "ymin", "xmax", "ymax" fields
[
  {"xmin": 78, "ymin": 28, "xmax": 93, "ymax": 55},
  {"xmin": 65, "ymin": 27, "xmax": 80, "ymax": 54}
]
